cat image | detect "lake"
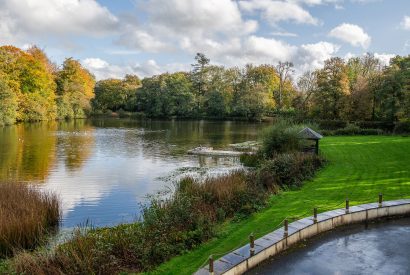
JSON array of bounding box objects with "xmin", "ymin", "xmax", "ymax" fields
[{"xmin": 0, "ymin": 119, "xmax": 268, "ymax": 228}]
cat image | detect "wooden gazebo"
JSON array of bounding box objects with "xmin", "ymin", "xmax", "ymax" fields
[{"xmin": 298, "ymin": 127, "xmax": 323, "ymax": 155}]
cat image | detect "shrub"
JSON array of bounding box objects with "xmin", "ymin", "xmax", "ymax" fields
[
  {"xmin": 0, "ymin": 183, "xmax": 60, "ymax": 258},
  {"xmin": 10, "ymin": 139, "xmax": 326, "ymax": 274},
  {"xmin": 356, "ymin": 121, "xmax": 395, "ymax": 132},
  {"xmin": 394, "ymin": 121, "xmax": 410, "ymax": 134},
  {"xmin": 333, "ymin": 124, "xmax": 361, "ymax": 135},
  {"xmin": 257, "ymin": 153, "xmax": 325, "ymax": 191},
  {"xmin": 317, "ymin": 120, "xmax": 347, "ymax": 130},
  {"xmin": 260, "ymin": 120, "xmax": 302, "ymax": 158},
  {"xmin": 12, "ymin": 172, "xmax": 267, "ymax": 274},
  {"xmin": 356, "ymin": 128, "xmax": 384, "ymax": 135},
  {"xmin": 324, "ymin": 125, "xmax": 384, "ymax": 136},
  {"xmin": 240, "ymin": 153, "xmax": 261, "ymax": 167}
]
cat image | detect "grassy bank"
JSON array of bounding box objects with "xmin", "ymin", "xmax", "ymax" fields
[
  {"xmin": 0, "ymin": 183, "xmax": 60, "ymax": 258},
  {"xmin": 8, "ymin": 153, "xmax": 323, "ymax": 274},
  {"xmin": 152, "ymin": 136, "xmax": 410, "ymax": 274}
]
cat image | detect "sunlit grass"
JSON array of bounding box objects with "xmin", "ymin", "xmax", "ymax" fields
[{"xmin": 152, "ymin": 136, "xmax": 410, "ymax": 275}]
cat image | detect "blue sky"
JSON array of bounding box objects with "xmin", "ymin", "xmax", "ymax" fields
[{"xmin": 1, "ymin": 0, "xmax": 409, "ymax": 79}]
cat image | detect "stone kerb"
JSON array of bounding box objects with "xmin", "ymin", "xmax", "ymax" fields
[{"xmin": 195, "ymin": 199, "xmax": 410, "ymax": 275}]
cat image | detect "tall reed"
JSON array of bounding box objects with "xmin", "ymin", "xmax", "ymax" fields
[{"xmin": 0, "ymin": 183, "xmax": 60, "ymax": 258}]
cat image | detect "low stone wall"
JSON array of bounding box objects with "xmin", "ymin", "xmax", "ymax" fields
[{"xmin": 195, "ymin": 199, "xmax": 410, "ymax": 275}]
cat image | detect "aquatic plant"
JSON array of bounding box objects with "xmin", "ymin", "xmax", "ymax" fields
[{"xmin": 0, "ymin": 183, "xmax": 60, "ymax": 258}]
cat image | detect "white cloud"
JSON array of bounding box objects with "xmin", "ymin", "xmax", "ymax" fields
[
  {"xmin": 82, "ymin": 58, "xmax": 189, "ymax": 80},
  {"xmin": 134, "ymin": 60, "xmax": 162, "ymax": 76},
  {"xmin": 350, "ymin": 0, "xmax": 381, "ymax": 3},
  {"xmin": 329, "ymin": 23, "xmax": 371, "ymax": 48},
  {"xmin": 117, "ymin": 30, "xmax": 170, "ymax": 53},
  {"xmin": 297, "ymin": 41, "xmax": 340, "ymax": 71},
  {"xmin": 143, "ymin": 0, "xmax": 257, "ymax": 35},
  {"xmin": 82, "ymin": 58, "xmax": 131, "ymax": 80},
  {"xmin": 0, "ymin": 0, "xmax": 119, "ymax": 46},
  {"xmin": 271, "ymin": 31, "xmax": 299, "ymax": 37},
  {"xmin": 374, "ymin": 53, "xmax": 395, "ymax": 66},
  {"xmin": 132, "ymin": 60, "xmax": 189, "ymax": 78},
  {"xmin": 239, "ymin": 0, "xmax": 319, "ymax": 26},
  {"xmin": 117, "ymin": 0, "xmax": 258, "ymax": 54},
  {"xmin": 401, "ymin": 16, "xmax": 410, "ymax": 30},
  {"xmin": 289, "ymin": 0, "xmax": 341, "ymax": 6},
  {"xmin": 343, "ymin": 52, "xmax": 395, "ymax": 67},
  {"xmin": 242, "ymin": 36, "xmax": 298, "ymax": 63}
]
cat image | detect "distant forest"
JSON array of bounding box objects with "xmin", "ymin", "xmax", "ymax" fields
[{"xmin": 0, "ymin": 45, "xmax": 409, "ymax": 126}]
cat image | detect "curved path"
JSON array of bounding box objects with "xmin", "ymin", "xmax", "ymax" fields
[
  {"xmin": 248, "ymin": 218, "xmax": 410, "ymax": 275},
  {"xmin": 195, "ymin": 199, "xmax": 410, "ymax": 275}
]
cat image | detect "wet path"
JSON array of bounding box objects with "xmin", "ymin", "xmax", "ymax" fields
[{"xmin": 248, "ymin": 218, "xmax": 410, "ymax": 275}]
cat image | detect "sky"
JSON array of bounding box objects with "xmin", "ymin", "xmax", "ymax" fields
[{"xmin": 0, "ymin": 0, "xmax": 410, "ymax": 80}]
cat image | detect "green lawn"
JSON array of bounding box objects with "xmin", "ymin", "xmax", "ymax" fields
[{"xmin": 149, "ymin": 136, "xmax": 410, "ymax": 275}]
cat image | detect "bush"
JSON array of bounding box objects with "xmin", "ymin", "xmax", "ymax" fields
[
  {"xmin": 394, "ymin": 121, "xmax": 410, "ymax": 134},
  {"xmin": 257, "ymin": 153, "xmax": 325, "ymax": 191},
  {"xmin": 324, "ymin": 125, "xmax": 383, "ymax": 136},
  {"xmin": 11, "ymin": 157, "xmax": 326, "ymax": 274},
  {"xmin": 357, "ymin": 128, "xmax": 384, "ymax": 135},
  {"xmin": 333, "ymin": 124, "xmax": 361, "ymax": 135},
  {"xmin": 0, "ymin": 183, "xmax": 60, "ymax": 258},
  {"xmin": 260, "ymin": 120, "xmax": 302, "ymax": 158},
  {"xmin": 240, "ymin": 153, "xmax": 261, "ymax": 167},
  {"xmin": 317, "ymin": 120, "xmax": 347, "ymax": 130},
  {"xmin": 12, "ymin": 172, "xmax": 267, "ymax": 274},
  {"xmin": 356, "ymin": 121, "xmax": 395, "ymax": 132}
]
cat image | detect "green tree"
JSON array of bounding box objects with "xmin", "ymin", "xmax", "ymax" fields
[
  {"xmin": 232, "ymin": 65, "xmax": 274, "ymax": 120},
  {"xmin": 204, "ymin": 66, "xmax": 234, "ymax": 117},
  {"xmin": 312, "ymin": 57, "xmax": 350, "ymax": 119},
  {"xmin": 191, "ymin": 53, "xmax": 210, "ymax": 114}
]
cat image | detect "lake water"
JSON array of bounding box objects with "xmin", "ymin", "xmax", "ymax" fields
[{"xmin": 0, "ymin": 119, "xmax": 268, "ymax": 228}]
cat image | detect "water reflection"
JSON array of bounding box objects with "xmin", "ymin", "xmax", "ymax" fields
[
  {"xmin": 57, "ymin": 120, "xmax": 95, "ymax": 172},
  {"xmin": 0, "ymin": 119, "xmax": 268, "ymax": 228},
  {"xmin": 0, "ymin": 122, "xmax": 57, "ymax": 182}
]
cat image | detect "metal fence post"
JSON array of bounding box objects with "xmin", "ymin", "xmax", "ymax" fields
[
  {"xmin": 345, "ymin": 198, "xmax": 350, "ymax": 213},
  {"xmin": 284, "ymin": 219, "xmax": 288, "ymax": 238},
  {"xmin": 209, "ymin": 255, "xmax": 214, "ymax": 275},
  {"xmin": 313, "ymin": 208, "xmax": 318, "ymax": 223},
  {"xmin": 379, "ymin": 193, "xmax": 383, "ymax": 208},
  {"xmin": 250, "ymin": 233, "xmax": 255, "ymax": 256}
]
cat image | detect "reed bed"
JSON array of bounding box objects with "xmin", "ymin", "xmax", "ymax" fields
[
  {"xmin": 0, "ymin": 183, "xmax": 60, "ymax": 258},
  {"xmin": 10, "ymin": 153, "xmax": 323, "ymax": 275}
]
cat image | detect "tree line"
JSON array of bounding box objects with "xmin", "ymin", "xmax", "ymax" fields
[
  {"xmin": 297, "ymin": 54, "xmax": 410, "ymax": 122},
  {"xmin": 1, "ymin": 46, "xmax": 409, "ymax": 126},
  {"xmin": 0, "ymin": 46, "xmax": 94, "ymax": 126}
]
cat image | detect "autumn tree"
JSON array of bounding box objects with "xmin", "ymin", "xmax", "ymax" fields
[
  {"xmin": 56, "ymin": 58, "xmax": 95, "ymax": 119},
  {"xmin": 0, "ymin": 46, "xmax": 56, "ymax": 122},
  {"xmin": 0, "ymin": 77, "xmax": 18, "ymax": 126}
]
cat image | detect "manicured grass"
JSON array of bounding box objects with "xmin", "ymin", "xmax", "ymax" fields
[{"xmin": 150, "ymin": 136, "xmax": 410, "ymax": 275}]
